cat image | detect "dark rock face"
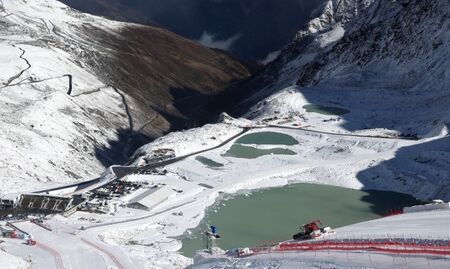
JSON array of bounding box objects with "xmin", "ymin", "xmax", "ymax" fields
[{"xmin": 59, "ymin": 0, "xmax": 326, "ymax": 60}]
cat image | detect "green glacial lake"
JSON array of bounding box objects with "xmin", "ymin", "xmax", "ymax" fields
[
  {"xmin": 195, "ymin": 156, "xmax": 224, "ymax": 168},
  {"xmin": 179, "ymin": 183, "xmax": 418, "ymax": 257},
  {"xmin": 223, "ymin": 144, "xmax": 296, "ymax": 159},
  {"xmin": 235, "ymin": 132, "xmax": 299, "ymax": 145},
  {"xmin": 303, "ymin": 104, "xmax": 349, "ymax": 115}
]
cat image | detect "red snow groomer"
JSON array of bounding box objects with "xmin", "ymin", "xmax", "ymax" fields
[{"xmin": 292, "ymin": 220, "xmax": 334, "ymax": 240}]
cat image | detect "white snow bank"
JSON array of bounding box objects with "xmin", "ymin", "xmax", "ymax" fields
[
  {"xmin": 0, "ymin": 251, "xmax": 28, "ymax": 269},
  {"xmin": 317, "ymin": 25, "xmax": 345, "ymax": 48},
  {"xmin": 131, "ymin": 122, "xmax": 243, "ymax": 164}
]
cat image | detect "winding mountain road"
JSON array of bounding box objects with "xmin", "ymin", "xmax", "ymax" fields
[
  {"xmin": 35, "ymin": 123, "xmax": 419, "ymax": 196},
  {"xmin": 34, "ymin": 127, "xmax": 250, "ymax": 195},
  {"xmin": 112, "ymin": 127, "xmax": 251, "ymax": 178},
  {"xmin": 114, "ymin": 124, "xmax": 417, "ymax": 178},
  {"xmin": 269, "ymin": 125, "xmax": 418, "ymax": 140}
]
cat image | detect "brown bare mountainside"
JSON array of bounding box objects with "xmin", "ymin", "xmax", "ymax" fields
[{"xmin": 73, "ymin": 23, "xmax": 251, "ymax": 164}]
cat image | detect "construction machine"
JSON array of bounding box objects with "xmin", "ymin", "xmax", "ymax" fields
[{"xmin": 292, "ymin": 220, "xmax": 334, "ymax": 240}]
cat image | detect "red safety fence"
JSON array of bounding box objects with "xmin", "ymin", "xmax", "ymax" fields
[{"xmin": 249, "ymin": 238, "xmax": 450, "ymax": 257}]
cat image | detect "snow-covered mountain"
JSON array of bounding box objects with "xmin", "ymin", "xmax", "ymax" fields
[
  {"xmin": 111, "ymin": 2, "xmax": 449, "ymax": 266},
  {"xmin": 123, "ymin": 0, "xmax": 450, "ymax": 198},
  {"xmin": 128, "ymin": 0, "xmax": 450, "ymax": 206},
  {"xmin": 166, "ymin": 1, "xmax": 449, "ymax": 266},
  {"xmin": 0, "ymin": 1, "xmax": 449, "ymax": 269},
  {"xmin": 239, "ymin": 0, "xmax": 449, "ymax": 118},
  {"xmin": 0, "ymin": 0, "xmax": 250, "ymax": 193},
  {"xmin": 220, "ymin": 0, "xmax": 450, "ymax": 199}
]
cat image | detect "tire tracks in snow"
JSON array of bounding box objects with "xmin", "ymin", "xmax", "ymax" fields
[
  {"xmin": 80, "ymin": 238, "xmax": 126, "ymax": 269},
  {"xmin": 0, "ymin": 0, "xmax": 6, "ymax": 14},
  {"xmin": 0, "ymin": 0, "xmax": 13, "ymax": 18},
  {"xmin": 40, "ymin": 18, "xmax": 51, "ymax": 34},
  {"xmin": 71, "ymin": 85, "xmax": 109, "ymax": 97},
  {"xmin": 36, "ymin": 242, "xmax": 65, "ymax": 269},
  {"xmin": 4, "ymin": 45, "xmax": 31, "ymax": 87}
]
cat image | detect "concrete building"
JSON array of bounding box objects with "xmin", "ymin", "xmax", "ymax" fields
[
  {"xmin": 127, "ymin": 186, "xmax": 176, "ymax": 211},
  {"xmin": 20, "ymin": 194, "xmax": 74, "ymax": 212}
]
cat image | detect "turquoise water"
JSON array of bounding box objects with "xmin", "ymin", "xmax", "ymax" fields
[
  {"xmin": 179, "ymin": 183, "xmax": 418, "ymax": 257},
  {"xmin": 235, "ymin": 132, "xmax": 299, "ymax": 145},
  {"xmin": 303, "ymin": 104, "xmax": 349, "ymax": 115},
  {"xmin": 223, "ymin": 144, "xmax": 297, "ymax": 159},
  {"xmin": 222, "ymin": 132, "xmax": 298, "ymax": 159},
  {"xmin": 195, "ymin": 156, "xmax": 224, "ymax": 168}
]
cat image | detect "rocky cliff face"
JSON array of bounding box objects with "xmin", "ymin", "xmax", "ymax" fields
[{"xmin": 293, "ymin": 0, "xmax": 448, "ymax": 88}]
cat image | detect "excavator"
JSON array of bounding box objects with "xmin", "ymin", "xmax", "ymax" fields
[{"xmin": 292, "ymin": 220, "xmax": 334, "ymax": 240}]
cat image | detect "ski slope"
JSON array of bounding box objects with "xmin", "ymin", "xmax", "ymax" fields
[{"xmin": 188, "ymin": 209, "xmax": 450, "ymax": 269}]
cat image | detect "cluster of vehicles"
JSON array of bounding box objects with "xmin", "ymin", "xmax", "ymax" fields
[
  {"xmin": 0, "ymin": 223, "xmax": 36, "ymax": 246},
  {"xmin": 80, "ymin": 180, "xmax": 148, "ymax": 214},
  {"xmin": 90, "ymin": 180, "xmax": 147, "ymax": 198}
]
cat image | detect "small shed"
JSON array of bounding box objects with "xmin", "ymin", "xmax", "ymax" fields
[{"xmin": 127, "ymin": 186, "xmax": 176, "ymax": 211}]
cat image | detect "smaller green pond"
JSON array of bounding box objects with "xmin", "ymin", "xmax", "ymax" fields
[
  {"xmin": 223, "ymin": 144, "xmax": 297, "ymax": 159},
  {"xmin": 303, "ymin": 104, "xmax": 349, "ymax": 116},
  {"xmin": 235, "ymin": 132, "xmax": 299, "ymax": 145},
  {"xmin": 179, "ymin": 184, "xmax": 418, "ymax": 257},
  {"xmin": 195, "ymin": 156, "xmax": 224, "ymax": 168}
]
